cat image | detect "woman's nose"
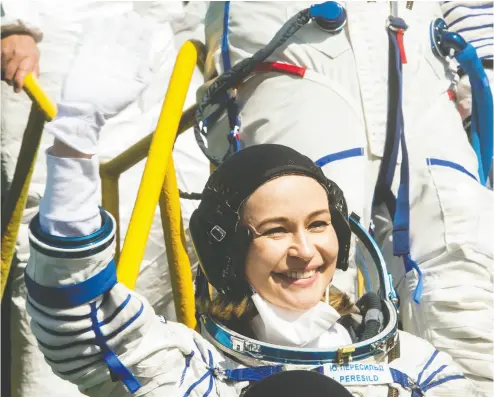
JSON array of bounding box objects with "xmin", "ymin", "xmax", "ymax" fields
[{"xmin": 288, "ymin": 232, "xmax": 315, "ymax": 262}]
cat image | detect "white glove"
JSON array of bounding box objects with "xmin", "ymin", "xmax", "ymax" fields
[
  {"xmin": 456, "ymin": 68, "xmax": 494, "ymax": 120},
  {"xmin": 46, "ymin": 12, "xmax": 154, "ymax": 154}
]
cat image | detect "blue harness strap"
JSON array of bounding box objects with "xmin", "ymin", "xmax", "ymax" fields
[
  {"xmin": 455, "ymin": 43, "xmax": 493, "ymax": 185},
  {"xmin": 89, "ymin": 301, "xmax": 141, "ymax": 393}
]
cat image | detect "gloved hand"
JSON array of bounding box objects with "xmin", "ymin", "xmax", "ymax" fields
[
  {"xmin": 46, "ymin": 12, "xmax": 154, "ymax": 154},
  {"xmin": 456, "ymin": 68, "xmax": 494, "ymax": 120}
]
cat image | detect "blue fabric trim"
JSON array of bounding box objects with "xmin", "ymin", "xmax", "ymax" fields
[
  {"xmin": 470, "ymin": 37, "xmax": 493, "ymax": 44},
  {"xmin": 417, "ymin": 350, "xmax": 439, "ymax": 385},
  {"xmin": 221, "ymin": 2, "xmax": 231, "ymax": 72},
  {"xmin": 427, "ymin": 158, "xmax": 478, "ymax": 181},
  {"xmin": 183, "ymin": 349, "xmax": 215, "ymax": 397},
  {"xmin": 203, "ymin": 351, "xmax": 215, "ymax": 397},
  {"xmin": 29, "ymin": 235, "xmax": 114, "ymax": 259},
  {"xmin": 183, "ymin": 369, "xmax": 211, "ymax": 397},
  {"xmin": 448, "ymin": 12, "xmax": 493, "ymax": 29},
  {"xmin": 421, "ymin": 364, "xmax": 447, "ymax": 388},
  {"xmin": 421, "ymin": 374, "xmax": 466, "ymax": 392},
  {"xmin": 37, "ymin": 302, "xmax": 144, "ymax": 351},
  {"xmin": 443, "ymin": 3, "xmax": 493, "ymax": 19},
  {"xmin": 25, "ymin": 260, "xmax": 117, "ymax": 309},
  {"xmin": 35, "ymin": 295, "xmax": 131, "ymax": 337},
  {"xmin": 89, "ymin": 301, "xmax": 141, "ymax": 393},
  {"xmin": 474, "ymin": 42, "xmax": 494, "ymax": 52},
  {"xmin": 180, "ymin": 351, "xmax": 195, "ymax": 387},
  {"xmin": 457, "ymin": 23, "xmax": 494, "ymax": 34},
  {"xmin": 27, "ymin": 293, "xmax": 109, "ymax": 321},
  {"xmin": 315, "ymin": 147, "xmax": 364, "ymax": 167},
  {"xmin": 45, "ymin": 351, "xmax": 101, "ymax": 365},
  {"xmin": 29, "ymin": 207, "xmax": 113, "ymax": 248}
]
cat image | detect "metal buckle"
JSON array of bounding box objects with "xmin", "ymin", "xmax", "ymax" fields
[
  {"xmin": 210, "ymin": 225, "xmax": 226, "ymax": 242},
  {"xmin": 337, "ymin": 346, "xmax": 355, "ymax": 364}
]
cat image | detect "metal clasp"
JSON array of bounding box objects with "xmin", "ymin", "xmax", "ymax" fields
[{"xmin": 337, "ymin": 346, "xmax": 355, "ymax": 364}]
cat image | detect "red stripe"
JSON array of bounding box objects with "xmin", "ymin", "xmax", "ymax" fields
[{"xmin": 254, "ymin": 62, "xmax": 306, "ymax": 77}]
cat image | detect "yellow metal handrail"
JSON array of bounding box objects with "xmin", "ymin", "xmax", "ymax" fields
[
  {"xmin": 113, "ymin": 41, "xmax": 200, "ymax": 329},
  {"xmin": 1, "ymin": 75, "xmax": 57, "ymax": 299}
]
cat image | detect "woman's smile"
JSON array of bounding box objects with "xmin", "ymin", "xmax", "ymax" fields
[{"xmin": 272, "ymin": 264, "xmax": 325, "ymax": 287}]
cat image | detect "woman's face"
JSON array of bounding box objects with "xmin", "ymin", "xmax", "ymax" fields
[{"xmin": 241, "ymin": 175, "xmax": 339, "ymax": 311}]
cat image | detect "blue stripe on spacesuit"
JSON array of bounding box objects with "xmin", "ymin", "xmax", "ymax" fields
[
  {"xmin": 457, "ymin": 22, "xmax": 494, "ymax": 34},
  {"xmin": 25, "ymin": 260, "xmax": 117, "ymax": 309},
  {"xmin": 315, "ymin": 147, "xmax": 364, "ymax": 167},
  {"xmin": 426, "ymin": 158, "xmax": 478, "ymax": 181},
  {"xmin": 442, "ymin": 3, "xmax": 493, "ymax": 19},
  {"xmin": 417, "ymin": 350, "xmax": 439, "ymax": 385},
  {"xmin": 34, "ymin": 294, "xmax": 132, "ymax": 337},
  {"xmin": 36, "ymin": 302, "xmax": 144, "ymax": 350},
  {"xmin": 447, "ymin": 13, "xmax": 493, "ymax": 28},
  {"xmin": 27, "ymin": 293, "xmax": 109, "ymax": 321},
  {"xmin": 183, "ymin": 348, "xmax": 216, "ymax": 397}
]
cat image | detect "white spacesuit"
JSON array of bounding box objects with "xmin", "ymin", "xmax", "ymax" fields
[
  {"xmin": 1, "ymin": 2, "xmax": 208, "ymax": 396},
  {"xmin": 198, "ymin": 2, "xmax": 494, "ymax": 395}
]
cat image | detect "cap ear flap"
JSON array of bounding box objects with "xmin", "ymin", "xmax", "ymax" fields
[
  {"xmin": 331, "ymin": 210, "xmax": 351, "ymax": 271},
  {"xmin": 324, "ymin": 179, "xmax": 351, "ymax": 271}
]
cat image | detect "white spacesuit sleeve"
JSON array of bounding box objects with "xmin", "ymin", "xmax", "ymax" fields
[
  {"xmin": 441, "ymin": 2, "xmax": 494, "ymax": 118},
  {"xmin": 440, "ymin": 1, "xmax": 493, "ymax": 61},
  {"xmin": 0, "ymin": 0, "xmax": 43, "ymax": 42},
  {"xmin": 25, "ymin": 205, "xmax": 234, "ymax": 396}
]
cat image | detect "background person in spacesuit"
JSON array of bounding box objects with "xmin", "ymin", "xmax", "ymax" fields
[
  {"xmin": 0, "ymin": 2, "xmax": 208, "ymax": 396},
  {"xmin": 22, "ymin": 21, "xmax": 475, "ymax": 396},
  {"xmin": 200, "ymin": 2, "xmax": 494, "ymax": 395}
]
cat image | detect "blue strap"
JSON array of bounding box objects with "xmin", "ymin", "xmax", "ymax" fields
[
  {"xmin": 180, "ymin": 351, "xmax": 195, "ymax": 387},
  {"xmin": 221, "ymin": 1, "xmax": 232, "ymax": 72},
  {"xmin": 25, "ymin": 260, "xmax": 117, "ymax": 309},
  {"xmin": 415, "ymin": 349, "xmax": 465, "ymax": 393},
  {"xmin": 421, "ymin": 375, "xmax": 466, "ymax": 392},
  {"xmin": 387, "ymin": 17, "xmax": 424, "ymax": 303},
  {"xmin": 417, "ymin": 350, "xmax": 438, "ymax": 385},
  {"xmin": 183, "ymin": 349, "xmax": 215, "ymax": 397},
  {"xmin": 89, "ymin": 301, "xmax": 141, "ymax": 393},
  {"xmin": 224, "ymin": 365, "xmax": 284, "ymax": 382},
  {"xmin": 315, "ymin": 147, "xmax": 364, "ymax": 167},
  {"xmin": 456, "ymin": 43, "xmax": 493, "ymax": 185}
]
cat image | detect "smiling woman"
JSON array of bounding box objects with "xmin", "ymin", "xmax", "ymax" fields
[{"xmin": 242, "ymin": 175, "xmax": 339, "ymax": 312}]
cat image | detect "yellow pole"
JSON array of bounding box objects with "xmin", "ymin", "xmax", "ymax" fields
[
  {"xmin": 23, "ymin": 73, "xmax": 57, "ymax": 121},
  {"xmin": 116, "ymin": 41, "xmax": 198, "ymax": 289},
  {"xmin": 1, "ymin": 74, "xmax": 57, "ymax": 299},
  {"xmin": 159, "ymin": 159, "xmax": 196, "ymax": 329}
]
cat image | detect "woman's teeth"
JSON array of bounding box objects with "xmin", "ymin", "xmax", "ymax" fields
[{"xmin": 284, "ymin": 269, "xmax": 317, "ymax": 280}]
